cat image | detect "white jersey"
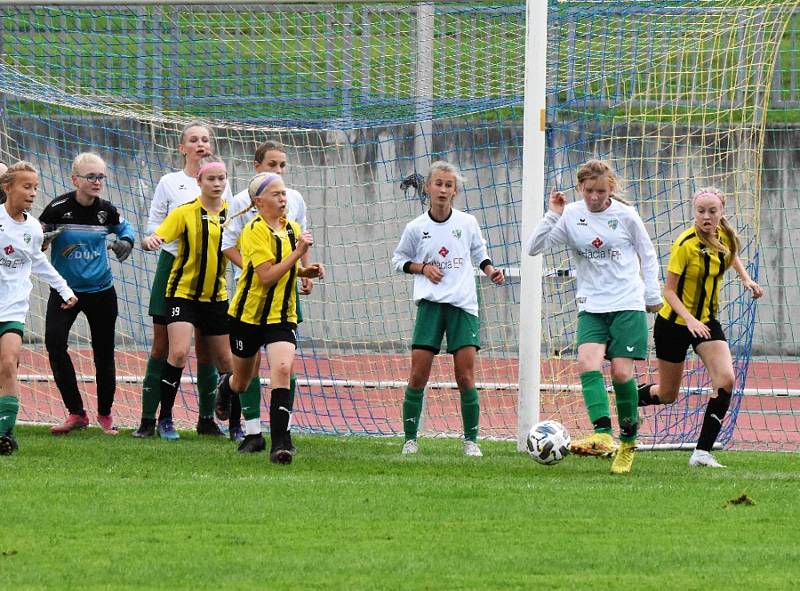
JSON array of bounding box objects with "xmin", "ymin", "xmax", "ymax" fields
[
  {"xmin": 392, "ymin": 208, "xmax": 490, "ymax": 317},
  {"xmin": 146, "ymin": 169, "xmax": 233, "ymax": 256},
  {"xmin": 222, "ymin": 186, "xmax": 308, "ymax": 279},
  {"xmin": 0, "ymin": 205, "xmax": 75, "ymax": 323},
  {"xmin": 525, "ymin": 199, "xmax": 661, "ymax": 313}
]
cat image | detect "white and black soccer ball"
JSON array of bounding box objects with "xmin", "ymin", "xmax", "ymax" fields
[{"xmin": 526, "ymin": 420, "xmax": 571, "ymax": 465}]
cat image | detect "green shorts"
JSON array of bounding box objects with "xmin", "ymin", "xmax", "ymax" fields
[
  {"xmin": 412, "ymin": 299, "xmax": 480, "ymax": 354},
  {"xmin": 576, "ymin": 310, "xmax": 648, "ymax": 360},
  {"xmin": 148, "ymin": 250, "xmax": 176, "ymax": 322},
  {"xmin": 0, "ymin": 321, "xmax": 24, "ymax": 338}
]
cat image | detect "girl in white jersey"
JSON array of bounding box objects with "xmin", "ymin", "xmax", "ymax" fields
[
  {"xmin": 0, "ymin": 162, "xmax": 77, "ymax": 455},
  {"xmin": 133, "ymin": 122, "xmax": 233, "ymax": 439},
  {"xmin": 392, "ymin": 161, "xmax": 504, "ymax": 457},
  {"xmin": 526, "ymin": 159, "xmax": 661, "ymax": 474}
]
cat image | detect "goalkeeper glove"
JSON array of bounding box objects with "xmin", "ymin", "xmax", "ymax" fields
[{"xmin": 109, "ymin": 238, "xmax": 134, "ymax": 262}]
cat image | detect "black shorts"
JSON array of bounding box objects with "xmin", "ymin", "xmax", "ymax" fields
[
  {"xmin": 228, "ymin": 316, "xmax": 296, "ymax": 358},
  {"xmin": 164, "ymin": 298, "xmax": 229, "ymax": 336},
  {"xmin": 654, "ymin": 315, "xmax": 726, "ymax": 363}
]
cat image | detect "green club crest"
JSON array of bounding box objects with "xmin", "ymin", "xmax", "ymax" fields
[
  {"xmin": 451, "ymin": 228, "xmax": 462, "ymax": 239},
  {"xmin": 607, "ymin": 219, "xmax": 618, "ymax": 230},
  {"xmin": 23, "ymin": 233, "xmax": 31, "ymax": 244}
]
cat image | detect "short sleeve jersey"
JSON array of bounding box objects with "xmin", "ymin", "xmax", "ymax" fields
[
  {"xmin": 659, "ymin": 227, "xmax": 732, "ymax": 325},
  {"xmin": 228, "ymin": 215, "xmax": 301, "ymax": 326},
  {"xmin": 155, "ymin": 198, "xmax": 228, "ymax": 302}
]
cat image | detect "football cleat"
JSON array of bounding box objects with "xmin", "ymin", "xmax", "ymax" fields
[
  {"xmin": 0, "ymin": 432, "xmax": 17, "ymax": 456},
  {"xmin": 157, "ymin": 419, "xmax": 180, "ymax": 441},
  {"xmin": 463, "ymin": 440, "xmax": 483, "ymax": 457},
  {"xmin": 689, "ymin": 449, "xmax": 726, "ymax": 468},
  {"xmin": 50, "ymin": 413, "xmax": 90, "ymax": 435},
  {"xmin": 401, "ymin": 439, "xmax": 419, "ymax": 455},
  {"xmin": 570, "ymin": 432, "xmax": 617, "ymax": 457},
  {"xmin": 132, "ymin": 418, "xmax": 156, "ymax": 438},
  {"xmin": 610, "ymin": 441, "xmax": 637, "ymax": 474},
  {"xmin": 237, "ymin": 433, "xmax": 266, "ymax": 454},
  {"xmin": 97, "ymin": 414, "xmax": 118, "ymax": 435},
  {"xmin": 228, "ymin": 424, "xmax": 245, "ymax": 443},
  {"xmin": 196, "ymin": 417, "xmax": 224, "ymax": 437}
]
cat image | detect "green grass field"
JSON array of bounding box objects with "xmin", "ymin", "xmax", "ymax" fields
[{"xmin": 1, "ymin": 426, "xmax": 798, "ymax": 590}]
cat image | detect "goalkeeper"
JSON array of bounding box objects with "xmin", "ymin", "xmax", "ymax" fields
[
  {"xmin": 526, "ymin": 159, "xmax": 662, "ymax": 475},
  {"xmin": 39, "ymin": 153, "xmax": 134, "ymax": 436}
]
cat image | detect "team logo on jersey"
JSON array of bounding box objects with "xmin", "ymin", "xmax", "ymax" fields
[
  {"xmin": 0, "ymin": 224, "xmax": 4, "ymax": 232},
  {"xmin": 608, "ymin": 219, "xmax": 618, "ymax": 230},
  {"xmin": 62, "ymin": 211, "xmax": 73, "ymax": 220},
  {"xmin": 452, "ymin": 229, "xmax": 462, "ymax": 239},
  {"xmin": 439, "ymin": 246, "xmax": 449, "ymax": 258},
  {"xmin": 3, "ymin": 245, "xmax": 13, "ymax": 255},
  {"xmin": 591, "ymin": 237, "xmax": 603, "ymax": 248},
  {"xmin": 577, "ymin": 218, "xmax": 588, "ymax": 226},
  {"xmin": 422, "ymin": 231, "xmax": 431, "ymax": 240},
  {"xmin": 23, "ymin": 233, "xmax": 31, "ymax": 244},
  {"xmin": 97, "ymin": 211, "xmax": 108, "ymax": 224},
  {"xmin": 178, "ymin": 184, "xmax": 187, "ymax": 190}
]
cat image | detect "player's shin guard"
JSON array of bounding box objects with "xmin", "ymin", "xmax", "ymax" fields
[
  {"xmin": 269, "ymin": 387, "xmax": 291, "ymax": 450},
  {"xmin": 580, "ymin": 371, "xmax": 612, "ymax": 434},
  {"xmin": 613, "ymin": 379, "xmax": 639, "ymax": 443},
  {"xmin": 141, "ymin": 356, "xmax": 163, "ymax": 420},
  {"xmin": 637, "ymin": 383, "xmax": 663, "ymax": 407},
  {"xmin": 402, "ymin": 386, "xmax": 424, "ymax": 441},
  {"xmin": 460, "ymin": 387, "xmax": 480, "ymax": 442},
  {"xmin": 696, "ymin": 388, "xmax": 732, "ymax": 451},
  {"xmin": 0, "ymin": 395, "xmax": 20, "ymax": 436},
  {"xmin": 196, "ymin": 362, "xmax": 218, "ymax": 419},
  {"xmin": 158, "ymin": 362, "xmax": 183, "ymax": 422}
]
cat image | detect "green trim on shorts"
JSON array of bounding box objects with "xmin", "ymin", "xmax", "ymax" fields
[
  {"xmin": 148, "ymin": 250, "xmax": 176, "ymax": 318},
  {"xmin": 411, "ymin": 299, "xmax": 480, "ymax": 354},
  {"xmin": 0, "ymin": 321, "xmax": 24, "ymax": 338},
  {"xmin": 576, "ymin": 310, "xmax": 648, "ymax": 360}
]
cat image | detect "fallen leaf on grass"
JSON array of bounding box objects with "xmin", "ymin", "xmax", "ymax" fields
[{"xmin": 724, "ymin": 494, "xmax": 755, "ymax": 508}]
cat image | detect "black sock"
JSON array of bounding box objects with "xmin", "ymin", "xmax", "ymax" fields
[
  {"xmin": 269, "ymin": 387, "xmax": 292, "ymax": 450},
  {"xmin": 229, "ymin": 392, "xmax": 242, "ymax": 430},
  {"xmin": 637, "ymin": 383, "xmax": 662, "ymax": 407},
  {"xmin": 158, "ymin": 362, "xmax": 184, "ymax": 422},
  {"xmin": 696, "ymin": 388, "xmax": 732, "ymax": 451},
  {"xmin": 592, "ymin": 416, "xmax": 612, "ymax": 432}
]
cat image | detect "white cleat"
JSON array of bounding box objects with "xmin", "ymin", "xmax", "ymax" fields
[
  {"xmin": 401, "ymin": 439, "xmax": 419, "ymax": 455},
  {"xmin": 689, "ymin": 449, "xmax": 726, "ymax": 468},
  {"xmin": 463, "ymin": 440, "xmax": 483, "ymax": 457}
]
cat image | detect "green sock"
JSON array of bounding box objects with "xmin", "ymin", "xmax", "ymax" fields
[
  {"xmin": 0, "ymin": 395, "xmax": 20, "ymax": 436},
  {"xmin": 460, "ymin": 387, "xmax": 480, "ymax": 442},
  {"xmin": 580, "ymin": 371, "xmax": 611, "ymax": 434},
  {"xmin": 613, "ymin": 379, "xmax": 639, "ymax": 443},
  {"xmin": 239, "ymin": 377, "xmax": 261, "ymax": 421},
  {"xmin": 289, "ymin": 374, "xmax": 297, "ymax": 409},
  {"xmin": 141, "ymin": 356, "xmax": 163, "ymax": 420},
  {"xmin": 197, "ymin": 362, "xmax": 219, "ymax": 419},
  {"xmin": 402, "ymin": 386, "xmax": 425, "ymax": 441}
]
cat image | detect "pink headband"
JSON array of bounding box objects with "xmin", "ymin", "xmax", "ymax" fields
[
  {"xmin": 197, "ymin": 161, "xmax": 226, "ymax": 179},
  {"xmin": 694, "ymin": 191, "xmax": 723, "ymax": 203}
]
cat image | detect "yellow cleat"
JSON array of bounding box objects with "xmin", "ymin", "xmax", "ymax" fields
[
  {"xmin": 610, "ymin": 441, "xmax": 637, "ymax": 474},
  {"xmin": 569, "ymin": 432, "xmax": 617, "ymax": 457}
]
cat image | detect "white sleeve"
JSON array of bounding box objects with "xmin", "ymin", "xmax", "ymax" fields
[
  {"xmin": 392, "ymin": 224, "xmax": 417, "ymax": 273},
  {"xmin": 30, "ymin": 237, "xmax": 75, "ymax": 302},
  {"xmin": 222, "ymin": 213, "xmax": 245, "ymax": 251},
  {"xmin": 295, "ymin": 193, "xmax": 308, "ymax": 232},
  {"xmin": 627, "ymin": 211, "xmax": 662, "ymax": 306},
  {"xmin": 469, "ymin": 217, "xmax": 489, "ymax": 265},
  {"xmin": 525, "ymin": 211, "xmax": 568, "ymax": 256},
  {"xmin": 146, "ymin": 178, "xmax": 170, "ymax": 234}
]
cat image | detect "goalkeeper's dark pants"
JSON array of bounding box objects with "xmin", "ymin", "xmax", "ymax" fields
[{"xmin": 45, "ymin": 286, "xmax": 118, "ymax": 417}]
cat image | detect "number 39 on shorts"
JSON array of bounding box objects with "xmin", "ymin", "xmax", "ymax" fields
[{"xmin": 171, "ymin": 306, "xmax": 180, "ymax": 317}]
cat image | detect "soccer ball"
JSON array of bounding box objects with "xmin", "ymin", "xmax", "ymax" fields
[{"xmin": 526, "ymin": 420, "xmax": 571, "ymax": 465}]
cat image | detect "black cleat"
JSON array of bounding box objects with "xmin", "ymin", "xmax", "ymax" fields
[
  {"xmin": 269, "ymin": 447, "xmax": 293, "ymax": 465},
  {"xmin": 196, "ymin": 417, "xmax": 225, "ymax": 436},
  {"xmin": 214, "ymin": 373, "xmax": 233, "ymax": 422},
  {"xmin": 237, "ymin": 433, "xmax": 266, "ymax": 454},
  {"xmin": 0, "ymin": 433, "xmax": 17, "ymax": 456},
  {"xmin": 132, "ymin": 418, "xmax": 156, "ymax": 438}
]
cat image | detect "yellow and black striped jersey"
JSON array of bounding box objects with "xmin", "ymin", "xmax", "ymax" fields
[
  {"xmin": 228, "ymin": 215, "xmax": 301, "ymax": 326},
  {"xmin": 155, "ymin": 198, "xmax": 228, "ymax": 302},
  {"xmin": 659, "ymin": 226, "xmax": 733, "ymax": 325}
]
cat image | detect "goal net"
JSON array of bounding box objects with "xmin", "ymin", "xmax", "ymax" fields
[{"xmin": 1, "ymin": 1, "xmax": 797, "ymax": 450}]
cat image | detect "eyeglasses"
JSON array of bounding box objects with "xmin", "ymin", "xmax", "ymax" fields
[{"xmin": 76, "ymin": 173, "xmax": 107, "ymax": 182}]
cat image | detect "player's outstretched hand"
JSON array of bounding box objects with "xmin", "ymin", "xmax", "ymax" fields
[
  {"xmin": 489, "ymin": 267, "xmax": 504, "ymax": 285},
  {"xmin": 109, "ymin": 239, "xmax": 133, "ymax": 262},
  {"xmin": 142, "ymin": 235, "xmax": 163, "ymax": 251},
  {"xmin": 549, "ymin": 188, "xmax": 566, "ymax": 215},
  {"xmin": 744, "ymin": 279, "xmax": 764, "ymax": 299}
]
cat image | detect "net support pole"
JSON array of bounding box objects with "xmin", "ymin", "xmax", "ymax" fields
[
  {"xmin": 516, "ymin": 0, "xmax": 548, "ymax": 451},
  {"xmin": 414, "ymin": 2, "xmax": 434, "ymax": 173}
]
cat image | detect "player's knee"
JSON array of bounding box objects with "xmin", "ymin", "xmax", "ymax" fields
[
  {"xmin": 230, "ymin": 374, "xmax": 249, "ymax": 393},
  {"xmin": 609, "ymin": 367, "xmax": 632, "ymax": 384},
  {"xmin": 0, "ymin": 354, "xmax": 18, "ymax": 382},
  {"xmin": 44, "ymin": 332, "xmax": 67, "ymax": 354},
  {"xmin": 454, "ymin": 372, "xmax": 474, "ymax": 392},
  {"xmin": 168, "ymin": 347, "xmax": 191, "ymax": 368},
  {"xmin": 714, "ymin": 374, "xmax": 735, "ymax": 395}
]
